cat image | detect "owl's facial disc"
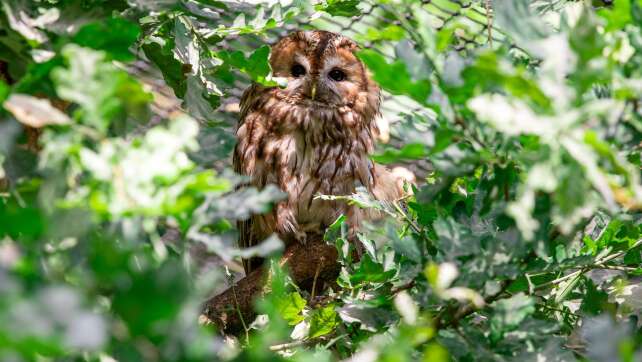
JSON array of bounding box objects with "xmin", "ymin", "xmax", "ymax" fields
[{"xmin": 269, "ymin": 31, "xmax": 372, "ymax": 109}]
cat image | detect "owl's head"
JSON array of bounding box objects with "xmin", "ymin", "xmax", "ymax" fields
[{"xmin": 269, "ymin": 30, "xmax": 379, "ymax": 111}]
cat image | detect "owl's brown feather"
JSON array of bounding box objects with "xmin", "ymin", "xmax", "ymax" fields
[{"xmin": 234, "ymin": 30, "xmax": 404, "ymax": 274}]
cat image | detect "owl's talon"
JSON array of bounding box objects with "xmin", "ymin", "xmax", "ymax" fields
[{"xmin": 294, "ymin": 231, "xmax": 307, "ymax": 245}]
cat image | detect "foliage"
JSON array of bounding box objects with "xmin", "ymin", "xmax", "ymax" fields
[{"xmin": 1, "ymin": 0, "xmax": 642, "ymax": 361}]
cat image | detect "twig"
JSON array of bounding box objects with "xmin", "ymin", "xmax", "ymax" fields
[
  {"xmin": 538, "ymin": 303, "xmax": 582, "ymax": 318},
  {"xmin": 434, "ymin": 280, "xmax": 509, "ymax": 329},
  {"xmin": 229, "ymin": 269, "xmax": 250, "ymax": 344},
  {"xmin": 269, "ymin": 340, "xmax": 311, "ymax": 351},
  {"xmin": 310, "ymin": 257, "xmax": 323, "ymax": 301},
  {"xmin": 532, "ymin": 269, "xmax": 584, "ymax": 290},
  {"xmin": 201, "ymin": 238, "xmax": 340, "ymax": 334},
  {"xmin": 391, "ymin": 280, "xmax": 416, "ymax": 294},
  {"xmin": 530, "ymin": 238, "xmax": 642, "ymax": 291},
  {"xmin": 393, "ymin": 202, "xmax": 422, "ymax": 235}
]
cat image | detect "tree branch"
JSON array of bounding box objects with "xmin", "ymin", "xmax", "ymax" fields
[{"xmin": 200, "ymin": 237, "xmax": 340, "ymax": 334}]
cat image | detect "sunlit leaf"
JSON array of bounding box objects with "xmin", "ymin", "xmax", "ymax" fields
[
  {"xmin": 314, "ymin": 0, "xmax": 361, "ymax": 17},
  {"xmin": 274, "ymin": 292, "xmax": 307, "ymax": 325},
  {"xmin": 308, "ymin": 304, "xmax": 338, "ymax": 338},
  {"xmin": 3, "ymin": 94, "xmax": 70, "ymax": 127}
]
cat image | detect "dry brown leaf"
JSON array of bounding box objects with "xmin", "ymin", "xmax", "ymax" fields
[{"xmin": 4, "ymin": 94, "xmax": 70, "ymax": 128}]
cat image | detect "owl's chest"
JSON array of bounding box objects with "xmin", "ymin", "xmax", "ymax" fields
[
  {"xmin": 258, "ymin": 130, "xmax": 373, "ymax": 229},
  {"xmin": 260, "ymin": 130, "xmax": 372, "ymax": 192}
]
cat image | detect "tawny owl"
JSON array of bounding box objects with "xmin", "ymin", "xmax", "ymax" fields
[{"xmin": 234, "ymin": 30, "xmax": 404, "ymax": 273}]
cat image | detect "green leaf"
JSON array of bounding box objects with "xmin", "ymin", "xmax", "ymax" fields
[
  {"xmin": 357, "ymin": 49, "xmax": 431, "ymax": 104},
  {"xmin": 597, "ymin": 0, "xmax": 642, "ymax": 31},
  {"xmin": 173, "ymin": 16, "xmax": 201, "ymax": 71},
  {"xmin": 218, "ymin": 45, "xmax": 276, "ymax": 86},
  {"xmin": 314, "ymin": 0, "xmax": 361, "ymax": 17},
  {"xmin": 51, "ymin": 45, "xmax": 151, "ymax": 132},
  {"xmin": 141, "ymin": 22, "xmax": 187, "ymax": 98},
  {"xmin": 491, "ymin": 0, "xmax": 552, "ymax": 56},
  {"xmin": 350, "ymin": 254, "xmax": 396, "ymax": 284},
  {"xmin": 490, "ymin": 293, "xmax": 535, "ymax": 342},
  {"xmin": 274, "ymin": 292, "xmax": 307, "ymax": 325},
  {"xmin": 247, "ymin": 45, "xmax": 272, "ymax": 80},
  {"xmin": 371, "ymin": 143, "xmax": 428, "ymax": 164},
  {"xmin": 569, "ymin": 7, "xmax": 609, "ymax": 95},
  {"xmin": 72, "ymin": 17, "xmax": 140, "ymax": 61},
  {"xmin": 455, "ymin": 51, "xmax": 551, "ymax": 110},
  {"xmin": 580, "ymin": 279, "xmax": 610, "ymax": 315},
  {"xmin": 358, "ymin": 25, "xmax": 405, "ymax": 42},
  {"xmin": 184, "ymin": 75, "xmax": 217, "ymax": 121},
  {"xmin": 308, "ymin": 304, "xmax": 338, "ymax": 338},
  {"xmin": 0, "ymin": 80, "xmax": 9, "ymax": 103}
]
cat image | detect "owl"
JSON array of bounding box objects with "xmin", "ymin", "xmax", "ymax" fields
[{"xmin": 234, "ymin": 30, "xmax": 404, "ymax": 273}]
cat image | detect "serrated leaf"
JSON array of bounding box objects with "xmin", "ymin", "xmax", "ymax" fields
[
  {"xmin": 308, "ymin": 304, "xmax": 337, "ymax": 338},
  {"xmin": 274, "ymin": 291, "xmax": 307, "ymax": 325},
  {"xmin": 219, "ymin": 45, "xmax": 276, "ymax": 86},
  {"xmin": 357, "ymin": 49, "xmax": 431, "ymax": 104},
  {"xmin": 350, "ymin": 254, "xmax": 396, "ymax": 284},
  {"xmin": 314, "ymin": 0, "xmax": 361, "ymax": 17},
  {"xmin": 597, "ymin": 0, "xmax": 641, "ymax": 31},
  {"xmin": 51, "ymin": 45, "xmax": 151, "ymax": 132},
  {"xmin": 580, "ymin": 279, "xmax": 609, "ymax": 315},
  {"xmin": 173, "ymin": 16, "xmax": 200, "ymax": 74},
  {"xmin": 72, "ymin": 17, "xmax": 140, "ymax": 61},
  {"xmin": 490, "ymin": 293, "xmax": 535, "ymax": 342}
]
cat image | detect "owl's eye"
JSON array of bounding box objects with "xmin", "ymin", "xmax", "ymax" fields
[
  {"xmin": 291, "ymin": 63, "xmax": 306, "ymax": 77},
  {"xmin": 328, "ymin": 69, "xmax": 346, "ymax": 82}
]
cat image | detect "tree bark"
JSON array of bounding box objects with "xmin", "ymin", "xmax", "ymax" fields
[{"xmin": 200, "ymin": 237, "xmax": 339, "ymax": 334}]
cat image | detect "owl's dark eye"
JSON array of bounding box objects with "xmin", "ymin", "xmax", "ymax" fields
[
  {"xmin": 291, "ymin": 63, "xmax": 306, "ymax": 77},
  {"xmin": 328, "ymin": 69, "xmax": 346, "ymax": 81}
]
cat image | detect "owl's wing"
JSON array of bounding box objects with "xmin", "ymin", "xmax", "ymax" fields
[
  {"xmin": 234, "ymin": 84, "xmax": 263, "ymax": 274},
  {"xmin": 238, "ymin": 83, "xmax": 262, "ymax": 124},
  {"xmin": 233, "ymin": 154, "xmax": 256, "ymax": 274}
]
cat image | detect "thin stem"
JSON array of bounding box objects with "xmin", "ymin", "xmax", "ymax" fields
[
  {"xmin": 531, "ymin": 238, "xmax": 642, "ymax": 291},
  {"xmin": 229, "ymin": 272, "xmax": 250, "ymax": 345},
  {"xmin": 533, "ymin": 269, "xmax": 584, "ymax": 291},
  {"xmin": 310, "ymin": 258, "xmax": 323, "ymax": 301},
  {"xmin": 393, "ymin": 202, "xmax": 422, "ymax": 235},
  {"xmin": 269, "ymin": 340, "xmax": 310, "ymax": 351},
  {"xmin": 538, "ymin": 304, "xmax": 582, "ymax": 318}
]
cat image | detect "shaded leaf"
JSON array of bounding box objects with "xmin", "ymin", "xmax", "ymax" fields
[
  {"xmin": 490, "ymin": 293, "xmax": 535, "ymax": 342},
  {"xmin": 72, "ymin": 17, "xmax": 140, "ymax": 61}
]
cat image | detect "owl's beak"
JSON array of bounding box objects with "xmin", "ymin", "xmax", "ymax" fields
[{"xmin": 310, "ymin": 84, "xmax": 317, "ymax": 100}]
